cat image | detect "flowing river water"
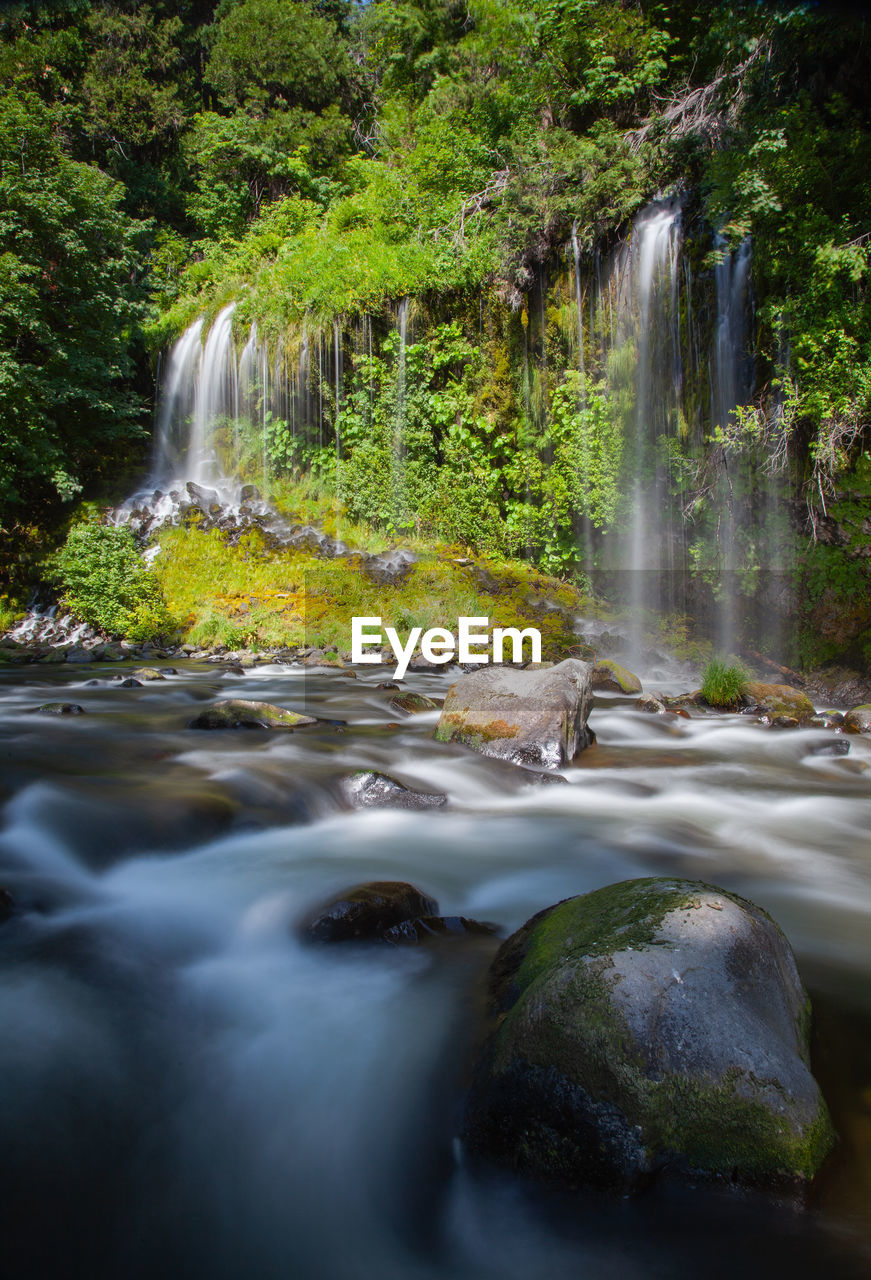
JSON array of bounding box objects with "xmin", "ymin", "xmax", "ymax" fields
[{"xmin": 1, "ymin": 657, "xmax": 871, "ymax": 1279}]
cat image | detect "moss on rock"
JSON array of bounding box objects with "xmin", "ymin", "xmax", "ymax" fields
[{"xmin": 465, "ymin": 878, "xmax": 835, "ymax": 1192}]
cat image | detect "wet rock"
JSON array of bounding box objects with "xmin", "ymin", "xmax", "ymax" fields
[
  {"xmin": 188, "ymin": 699, "xmax": 317, "ymax": 730},
  {"xmin": 65, "ymin": 646, "xmax": 94, "ymax": 664},
  {"xmin": 843, "ymin": 704, "xmax": 871, "ymax": 734},
  {"xmin": 760, "ymin": 714, "xmax": 800, "ymax": 729},
  {"xmin": 636, "ymin": 694, "xmax": 667, "ymax": 714},
  {"xmin": 239, "ymin": 483, "xmax": 261, "ymax": 504},
  {"xmin": 117, "ymin": 677, "xmax": 143, "ymax": 688},
  {"xmin": 464, "ymin": 877, "xmax": 834, "ymax": 1193},
  {"xmin": 131, "ymin": 667, "xmax": 165, "ymax": 681},
  {"xmin": 592, "ymin": 659, "xmax": 643, "ymax": 695},
  {"xmin": 341, "ymin": 770, "xmax": 447, "ymax": 810},
  {"xmin": 0, "ymin": 886, "xmax": 13, "ymax": 922},
  {"xmin": 519, "ymin": 769, "xmax": 569, "ymax": 786},
  {"xmin": 300, "ymin": 880, "xmax": 439, "ymax": 943},
  {"xmin": 742, "ymin": 682, "xmax": 815, "ymax": 724},
  {"xmin": 387, "ymin": 691, "xmax": 441, "ymax": 715},
  {"xmin": 224, "ymin": 665, "xmax": 247, "ymax": 676},
  {"xmin": 302, "ymin": 649, "xmax": 345, "ymax": 668},
  {"xmin": 435, "ymin": 658, "xmax": 593, "ymax": 769},
  {"xmin": 31, "ymin": 702, "xmax": 86, "ymax": 715},
  {"xmin": 803, "ymin": 737, "xmax": 850, "ymax": 757},
  {"xmin": 383, "ymin": 916, "xmax": 500, "ymax": 945},
  {"xmin": 363, "ymin": 549, "xmax": 417, "ymax": 585},
  {"xmin": 808, "ymin": 712, "xmax": 845, "ymax": 729},
  {"xmin": 186, "ymin": 480, "xmax": 220, "ymax": 509}
]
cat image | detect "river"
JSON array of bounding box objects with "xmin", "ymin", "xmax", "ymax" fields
[{"xmin": 1, "ymin": 657, "xmax": 870, "ymax": 1279}]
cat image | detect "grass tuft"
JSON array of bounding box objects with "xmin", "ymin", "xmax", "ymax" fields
[{"xmin": 700, "ymin": 658, "xmax": 749, "ymax": 709}]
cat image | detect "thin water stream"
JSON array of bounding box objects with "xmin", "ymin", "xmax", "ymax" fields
[{"xmin": 1, "ymin": 660, "xmax": 870, "ymax": 1279}]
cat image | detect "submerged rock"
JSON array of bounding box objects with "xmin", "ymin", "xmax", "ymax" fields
[
  {"xmin": 464, "ymin": 877, "xmax": 834, "ymax": 1193},
  {"xmin": 843, "ymin": 704, "xmax": 871, "ymax": 734},
  {"xmin": 188, "ymin": 699, "xmax": 317, "ymax": 730},
  {"xmin": 435, "ymin": 658, "xmax": 593, "ymax": 769},
  {"xmin": 31, "ymin": 702, "xmax": 86, "ymax": 715},
  {"xmin": 742, "ymin": 682, "xmax": 815, "ymax": 724},
  {"xmin": 300, "ymin": 880, "xmax": 439, "ymax": 943},
  {"xmin": 592, "ymin": 659, "xmax": 643, "ymax": 695},
  {"xmin": 383, "ymin": 916, "xmax": 500, "ymax": 945},
  {"xmin": 387, "ymin": 691, "xmax": 441, "ymax": 715},
  {"xmin": 340, "ymin": 770, "xmax": 447, "ymax": 810}
]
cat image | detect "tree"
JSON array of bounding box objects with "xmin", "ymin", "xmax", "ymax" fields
[{"xmin": 0, "ymin": 90, "xmax": 146, "ymax": 527}]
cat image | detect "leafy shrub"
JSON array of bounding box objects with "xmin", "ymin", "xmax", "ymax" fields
[
  {"xmin": 700, "ymin": 658, "xmax": 749, "ymax": 708},
  {"xmin": 50, "ymin": 523, "xmax": 174, "ymax": 641}
]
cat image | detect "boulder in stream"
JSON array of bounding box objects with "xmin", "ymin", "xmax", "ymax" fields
[
  {"xmin": 300, "ymin": 880, "xmax": 439, "ymax": 943},
  {"xmin": 434, "ymin": 658, "xmax": 592, "ymax": 769},
  {"xmin": 131, "ymin": 667, "xmax": 165, "ymax": 682},
  {"xmin": 387, "ymin": 691, "xmax": 441, "ymax": 715},
  {"xmin": 843, "ymin": 704, "xmax": 871, "ymax": 734},
  {"xmin": 188, "ymin": 699, "xmax": 317, "ymax": 730},
  {"xmin": 341, "ymin": 770, "xmax": 447, "ymax": 810},
  {"xmin": 741, "ymin": 682, "xmax": 815, "ymax": 724},
  {"xmin": 31, "ymin": 702, "xmax": 86, "ymax": 715},
  {"xmin": 592, "ymin": 659, "xmax": 643, "ymax": 694},
  {"xmin": 464, "ymin": 877, "xmax": 834, "ymax": 1193},
  {"xmin": 382, "ymin": 915, "xmax": 500, "ymax": 946}
]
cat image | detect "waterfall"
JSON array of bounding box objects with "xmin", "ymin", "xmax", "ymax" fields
[
  {"xmin": 711, "ymin": 234, "xmax": 753, "ymax": 653},
  {"xmin": 189, "ymin": 303, "xmax": 237, "ymax": 484},
  {"xmin": 151, "ymin": 318, "xmax": 204, "ymax": 485}
]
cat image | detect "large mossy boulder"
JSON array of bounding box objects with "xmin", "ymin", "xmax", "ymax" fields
[
  {"xmin": 592, "ymin": 659, "xmax": 642, "ymax": 694},
  {"xmin": 742, "ymin": 682, "xmax": 815, "ymax": 724},
  {"xmin": 188, "ymin": 699, "xmax": 317, "ymax": 730},
  {"xmin": 464, "ymin": 878, "xmax": 834, "ymax": 1193},
  {"xmin": 434, "ymin": 658, "xmax": 592, "ymax": 769}
]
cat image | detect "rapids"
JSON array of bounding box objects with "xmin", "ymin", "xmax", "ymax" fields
[{"xmin": 1, "ymin": 658, "xmax": 870, "ymax": 1279}]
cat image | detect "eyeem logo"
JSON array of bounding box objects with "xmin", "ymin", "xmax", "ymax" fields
[{"xmin": 351, "ymin": 616, "xmax": 542, "ymax": 680}]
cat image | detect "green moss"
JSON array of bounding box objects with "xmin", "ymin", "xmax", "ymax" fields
[{"xmin": 488, "ymin": 878, "xmax": 835, "ymax": 1184}]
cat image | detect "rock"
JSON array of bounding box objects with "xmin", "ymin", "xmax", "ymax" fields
[
  {"xmin": 340, "ymin": 771, "xmax": 447, "ymax": 810},
  {"xmin": 592, "ymin": 659, "xmax": 643, "ymax": 694},
  {"xmin": 383, "ymin": 916, "xmax": 500, "ymax": 945},
  {"xmin": 65, "ymin": 646, "xmax": 94, "ymax": 664},
  {"xmin": 117, "ymin": 677, "xmax": 143, "ymax": 688},
  {"xmin": 760, "ymin": 714, "xmax": 800, "ymax": 729},
  {"xmin": 0, "ymin": 887, "xmax": 13, "ymax": 922},
  {"xmin": 363, "ymin": 548, "xmax": 417, "ymax": 585},
  {"xmin": 188, "ymin": 699, "xmax": 318, "ymax": 730},
  {"xmin": 742, "ymin": 682, "xmax": 815, "ymax": 724},
  {"xmin": 803, "ymin": 737, "xmax": 850, "ymax": 757},
  {"xmin": 31, "ymin": 702, "xmax": 86, "ymax": 715},
  {"xmin": 435, "ymin": 658, "xmax": 593, "ymax": 769},
  {"xmin": 186, "ymin": 480, "xmax": 220, "ymax": 509},
  {"xmin": 636, "ymin": 694, "xmax": 667, "ymax": 714},
  {"xmin": 808, "ymin": 712, "xmax": 844, "ymax": 729},
  {"xmin": 843, "ymin": 703, "xmax": 871, "ymax": 733},
  {"xmin": 387, "ymin": 691, "xmax": 441, "ymax": 715},
  {"xmin": 300, "ymin": 880, "xmax": 439, "ymax": 943},
  {"xmin": 131, "ymin": 667, "xmax": 165, "ymax": 681},
  {"xmin": 464, "ymin": 877, "xmax": 834, "ymax": 1193},
  {"xmin": 239, "ymin": 483, "xmax": 261, "ymax": 504},
  {"xmin": 302, "ymin": 649, "xmax": 345, "ymax": 668}
]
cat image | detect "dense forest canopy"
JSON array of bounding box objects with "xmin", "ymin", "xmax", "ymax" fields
[{"xmin": 0, "ymin": 0, "xmax": 869, "ymax": 582}]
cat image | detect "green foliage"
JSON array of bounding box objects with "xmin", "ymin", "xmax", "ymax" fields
[
  {"xmin": 700, "ymin": 658, "xmax": 748, "ymax": 709},
  {"xmin": 0, "ymin": 89, "xmax": 146, "ymax": 527},
  {"xmin": 50, "ymin": 522, "xmax": 174, "ymax": 640}
]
